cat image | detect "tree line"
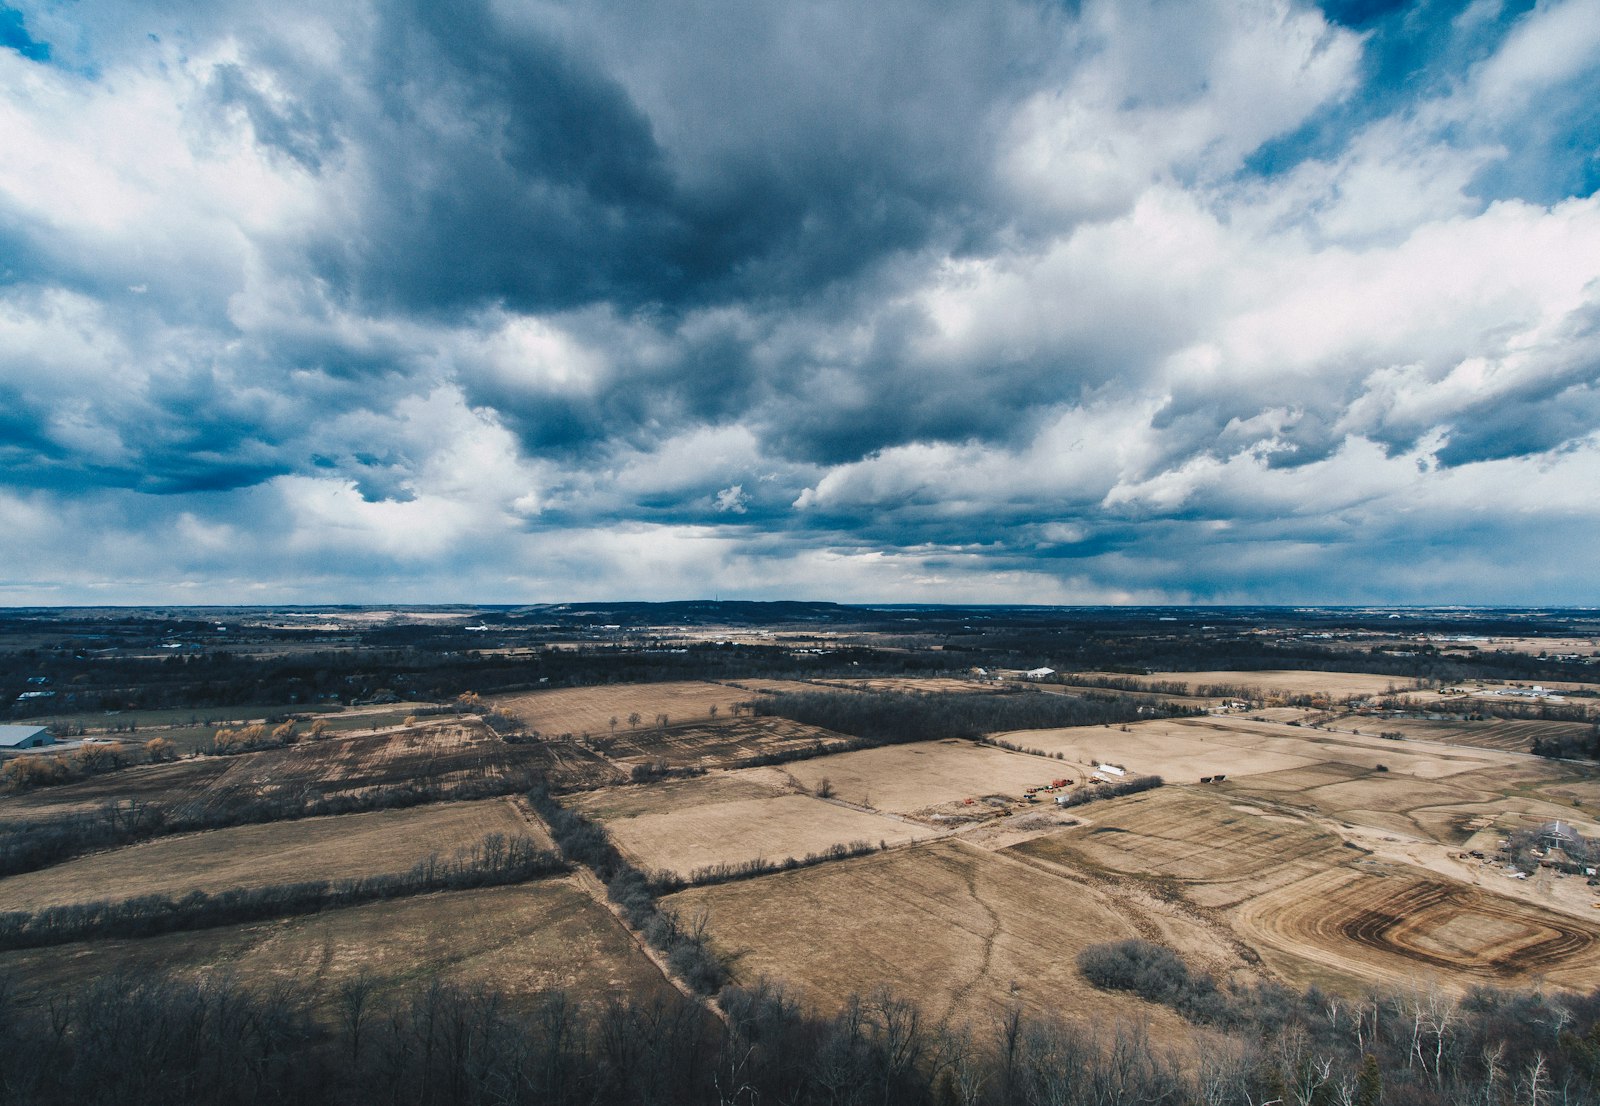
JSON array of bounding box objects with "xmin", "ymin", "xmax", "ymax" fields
[
  {"xmin": 526, "ymin": 785, "xmax": 727, "ymax": 996},
  {"xmin": 6, "ymin": 956, "xmax": 1600, "ymax": 1105},
  {"xmin": 748, "ymin": 688, "xmax": 1192, "ymax": 746},
  {"xmin": 0, "ymin": 833, "xmax": 562, "ymax": 950}
]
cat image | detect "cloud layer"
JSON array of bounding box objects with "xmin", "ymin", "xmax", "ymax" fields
[{"xmin": 2, "ymin": 0, "xmax": 1599, "ymax": 604}]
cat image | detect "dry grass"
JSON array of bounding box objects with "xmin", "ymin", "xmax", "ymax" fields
[
  {"xmin": 773, "ymin": 740, "xmax": 1077, "ymax": 819},
  {"xmin": 1011, "ymin": 787, "xmax": 1345, "ymax": 886},
  {"xmin": 1328, "ymin": 715, "xmax": 1594, "ymax": 753},
  {"xmin": 665, "ymin": 839, "xmax": 1249, "ymax": 1030},
  {"xmin": 0, "ymin": 880, "xmax": 672, "ymax": 1013},
  {"xmin": 0, "ymin": 725, "xmax": 618, "ymax": 825},
  {"xmin": 1234, "ymin": 864, "xmax": 1600, "ymax": 994},
  {"xmin": 600, "ymin": 717, "xmax": 854, "ymax": 769},
  {"xmin": 0, "ymin": 798, "xmax": 540, "ymax": 912},
  {"xmin": 575, "ymin": 775, "xmax": 918, "ymax": 878},
  {"xmin": 1087, "ymin": 670, "xmax": 1425, "ymax": 699},
  {"xmin": 1004, "ymin": 715, "xmax": 1517, "ymax": 785},
  {"xmin": 494, "ymin": 681, "xmax": 750, "ymax": 737}
]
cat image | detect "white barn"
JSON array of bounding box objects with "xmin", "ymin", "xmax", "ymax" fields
[{"xmin": 0, "ymin": 725, "xmax": 54, "ymax": 751}]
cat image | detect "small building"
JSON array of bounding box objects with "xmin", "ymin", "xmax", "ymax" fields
[
  {"xmin": 0, "ymin": 725, "xmax": 55, "ymax": 751},
  {"xmin": 1023, "ymin": 667, "xmax": 1056, "ymax": 680}
]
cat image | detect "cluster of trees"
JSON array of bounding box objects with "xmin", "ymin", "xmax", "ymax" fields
[
  {"xmin": 8, "ymin": 961, "xmax": 1600, "ymax": 1105},
  {"xmin": 0, "ymin": 737, "xmax": 177, "ymax": 792},
  {"xmin": 0, "ymin": 833, "xmax": 562, "ymax": 950},
  {"xmin": 628, "ymin": 761, "xmax": 708, "ymax": 783},
  {"xmin": 1532, "ymin": 730, "xmax": 1600, "ymax": 760},
  {"xmin": 1055, "ymin": 774, "xmax": 1164, "ymax": 808},
  {"xmin": 750, "ymin": 688, "xmax": 1190, "ymax": 746},
  {"xmin": 526, "ymin": 785, "xmax": 727, "ymax": 995}
]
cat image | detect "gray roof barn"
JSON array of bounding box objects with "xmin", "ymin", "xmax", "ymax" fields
[{"xmin": 0, "ymin": 725, "xmax": 54, "ymax": 750}]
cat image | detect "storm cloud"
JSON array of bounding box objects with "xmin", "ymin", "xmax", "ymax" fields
[{"xmin": 2, "ymin": 0, "xmax": 1600, "ymax": 604}]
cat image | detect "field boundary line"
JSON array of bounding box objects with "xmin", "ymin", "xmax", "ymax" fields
[{"xmin": 509, "ymin": 794, "xmax": 728, "ymax": 1025}]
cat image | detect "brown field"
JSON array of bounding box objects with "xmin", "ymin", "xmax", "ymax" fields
[
  {"xmin": 1011, "ymin": 787, "xmax": 1345, "ymax": 889},
  {"xmin": 1087, "ymin": 670, "xmax": 1425, "ymax": 699},
  {"xmin": 1002, "ymin": 715, "xmax": 1517, "ymax": 785},
  {"xmin": 1328, "ymin": 714, "xmax": 1593, "ymax": 753},
  {"xmin": 575, "ymin": 775, "xmax": 919, "ymax": 877},
  {"xmin": 494, "ymin": 681, "xmax": 750, "ymax": 737},
  {"xmin": 0, "ymin": 880, "xmax": 672, "ymax": 1012},
  {"xmin": 0, "ymin": 799, "xmax": 540, "ymax": 912},
  {"xmin": 1, "ymin": 725, "xmax": 618, "ymax": 824},
  {"xmin": 599, "ymin": 716, "xmax": 855, "ymax": 769},
  {"xmin": 1234, "ymin": 864, "xmax": 1600, "ymax": 993},
  {"xmin": 665, "ymin": 838, "xmax": 1250, "ymax": 1030},
  {"xmin": 773, "ymin": 739, "xmax": 1081, "ymax": 819}
]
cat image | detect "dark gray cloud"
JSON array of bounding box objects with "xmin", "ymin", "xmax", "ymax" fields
[{"xmin": 2, "ymin": 0, "xmax": 1600, "ymax": 603}]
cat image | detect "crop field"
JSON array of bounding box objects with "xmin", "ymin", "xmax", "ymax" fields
[
  {"xmin": 1010, "ymin": 787, "xmax": 1345, "ymax": 889},
  {"xmin": 1327, "ymin": 714, "xmax": 1594, "ymax": 753},
  {"xmin": 773, "ymin": 739, "xmax": 1085, "ymax": 819},
  {"xmin": 1234, "ymin": 865, "xmax": 1600, "ymax": 993},
  {"xmin": 1088, "ymin": 670, "xmax": 1425, "ymax": 699},
  {"xmin": 599, "ymin": 716, "xmax": 854, "ymax": 769},
  {"xmin": 0, "ymin": 798, "xmax": 539, "ymax": 912},
  {"xmin": 575, "ymin": 775, "xmax": 918, "ymax": 877},
  {"xmin": 494, "ymin": 681, "xmax": 750, "ymax": 737},
  {"xmin": 0, "ymin": 880, "xmax": 672, "ymax": 1012},
  {"xmin": 664, "ymin": 838, "xmax": 1245, "ymax": 1030}
]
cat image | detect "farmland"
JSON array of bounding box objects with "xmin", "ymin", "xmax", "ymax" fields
[
  {"xmin": 0, "ymin": 880, "xmax": 672, "ymax": 1013},
  {"xmin": 494, "ymin": 680, "xmax": 751, "ymax": 737},
  {"xmin": 0, "ymin": 798, "xmax": 537, "ymax": 911},
  {"xmin": 574, "ymin": 774, "xmax": 919, "ymax": 878},
  {"xmin": 663, "ymin": 838, "xmax": 1243, "ymax": 1031},
  {"xmin": 7, "ymin": 603, "xmax": 1600, "ymax": 1104}
]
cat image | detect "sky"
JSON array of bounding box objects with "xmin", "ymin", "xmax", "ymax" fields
[{"xmin": 1, "ymin": 0, "xmax": 1599, "ymax": 606}]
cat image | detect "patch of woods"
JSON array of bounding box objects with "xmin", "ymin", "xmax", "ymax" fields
[
  {"xmin": 749, "ymin": 688, "xmax": 1192, "ymax": 746},
  {"xmin": 9, "ymin": 957, "xmax": 1600, "ymax": 1106},
  {"xmin": 0, "ymin": 769, "xmax": 545, "ymax": 880},
  {"xmin": 526, "ymin": 786, "xmax": 727, "ymax": 996},
  {"xmin": 0, "ymin": 833, "xmax": 562, "ymax": 950}
]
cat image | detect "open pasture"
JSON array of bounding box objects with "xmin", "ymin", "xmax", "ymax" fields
[
  {"xmin": 1091, "ymin": 670, "xmax": 1424, "ymax": 699},
  {"xmin": 0, "ymin": 880, "xmax": 672, "ymax": 1013},
  {"xmin": 773, "ymin": 739, "xmax": 1086, "ymax": 818},
  {"xmin": 494, "ymin": 681, "xmax": 748, "ymax": 737},
  {"xmin": 0, "ymin": 798, "xmax": 538, "ymax": 912},
  {"xmin": 1234, "ymin": 864, "xmax": 1600, "ymax": 993},
  {"xmin": 575, "ymin": 775, "xmax": 918, "ymax": 878},
  {"xmin": 664, "ymin": 839, "xmax": 1245, "ymax": 1029},
  {"xmin": 601, "ymin": 716, "xmax": 853, "ymax": 769}
]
